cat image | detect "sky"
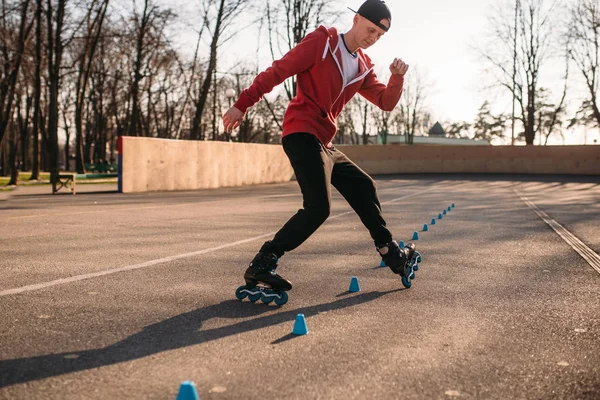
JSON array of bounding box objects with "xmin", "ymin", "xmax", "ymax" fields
[{"xmin": 165, "ymin": 0, "xmax": 600, "ymax": 145}]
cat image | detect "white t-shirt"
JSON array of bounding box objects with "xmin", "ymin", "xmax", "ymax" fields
[{"xmin": 338, "ymin": 34, "xmax": 359, "ymax": 87}]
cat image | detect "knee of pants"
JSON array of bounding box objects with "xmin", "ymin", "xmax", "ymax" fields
[
  {"xmin": 304, "ymin": 202, "xmax": 330, "ymax": 225},
  {"xmin": 364, "ymin": 177, "xmax": 377, "ymax": 194}
]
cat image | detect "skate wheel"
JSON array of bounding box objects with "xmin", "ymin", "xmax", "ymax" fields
[
  {"xmin": 235, "ymin": 286, "xmax": 248, "ymax": 300},
  {"xmin": 416, "ymin": 253, "xmax": 423, "ymax": 263},
  {"xmin": 401, "ymin": 275, "xmax": 412, "ymax": 288},
  {"xmin": 261, "ymin": 294, "xmax": 274, "ymax": 304},
  {"xmin": 248, "ymin": 293, "xmax": 261, "ymax": 303},
  {"xmin": 413, "ymin": 264, "xmax": 419, "ymax": 271},
  {"xmin": 409, "ymin": 271, "xmax": 416, "ymax": 280},
  {"xmin": 274, "ymin": 291, "xmax": 288, "ymax": 306}
]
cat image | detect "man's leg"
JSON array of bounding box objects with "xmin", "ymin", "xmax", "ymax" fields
[
  {"xmin": 330, "ymin": 149, "xmax": 392, "ymax": 247},
  {"xmin": 260, "ymin": 133, "xmax": 334, "ymax": 257}
]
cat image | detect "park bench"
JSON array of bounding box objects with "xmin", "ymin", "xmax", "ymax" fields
[{"xmin": 52, "ymin": 173, "xmax": 118, "ymax": 195}]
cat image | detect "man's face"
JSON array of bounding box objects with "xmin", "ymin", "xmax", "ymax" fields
[{"xmin": 354, "ymin": 15, "xmax": 388, "ymax": 49}]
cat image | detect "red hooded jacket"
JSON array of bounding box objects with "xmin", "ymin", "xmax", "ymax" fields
[{"xmin": 233, "ymin": 25, "xmax": 404, "ymax": 147}]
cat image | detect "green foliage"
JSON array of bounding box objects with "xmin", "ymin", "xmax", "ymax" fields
[{"xmin": 472, "ymin": 101, "xmax": 508, "ymax": 141}]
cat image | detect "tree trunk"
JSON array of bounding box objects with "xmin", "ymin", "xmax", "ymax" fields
[
  {"xmin": 361, "ymin": 102, "xmax": 369, "ymax": 145},
  {"xmin": 0, "ymin": 0, "xmax": 32, "ymax": 146},
  {"xmin": 525, "ymin": 86, "xmax": 536, "ymax": 145},
  {"xmin": 191, "ymin": 0, "xmax": 225, "ymax": 140},
  {"xmin": 128, "ymin": 0, "xmax": 150, "ymax": 138},
  {"xmin": 8, "ymin": 122, "xmax": 19, "ymax": 185},
  {"xmin": 47, "ymin": 0, "xmax": 67, "ymax": 182},
  {"xmin": 74, "ymin": 0, "xmax": 109, "ymax": 173},
  {"xmin": 63, "ymin": 110, "xmax": 70, "ymax": 170},
  {"xmin": 30, "ymin": 0, "xmax": 42, "ymax": 180}
]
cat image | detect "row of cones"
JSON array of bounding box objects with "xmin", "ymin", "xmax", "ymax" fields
[
  {"xmin": 411, "ymin": 203, "xmax": 455, "ymax": 241},
  {"xmin": 174, "ymin": 205, "xmax": 457, "ymax": 398}
]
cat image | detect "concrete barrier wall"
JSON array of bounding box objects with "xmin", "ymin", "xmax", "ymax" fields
[
  {"xmin": 339, "ymin": 145, "xmax": 600, "ymax": 176},
  {"xmin": 120, "ymin": 137, "xmax": 294, "ymax": 193},
  {"xmin": 119, "ymin": 138, "xmax": 599, "ymax": 193}
]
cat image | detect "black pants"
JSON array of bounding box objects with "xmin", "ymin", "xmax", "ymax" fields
[{"xmin": 261, "ymin": 133, "xmax": 392, "ymax": 257}]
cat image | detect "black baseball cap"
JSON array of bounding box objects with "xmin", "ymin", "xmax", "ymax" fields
[{"xmin": 348, "ymin": 0, "xmax": 391, "ymax": 32}]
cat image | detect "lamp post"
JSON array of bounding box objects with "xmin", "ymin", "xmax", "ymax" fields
[
  {"xmin": 225, "ymin": 88, "xmax": 236, "ymax": 142},
  {"xmin": 225, "ymin": 88, "xmax": 236, "ymax": 107}
]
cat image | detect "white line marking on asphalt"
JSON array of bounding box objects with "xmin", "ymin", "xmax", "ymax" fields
[
  {"xmin": 0, "ymin": 234, "xmax": 275, "ymax": 297},
  {"xmin": 1, "ymin": 187, "xmax": 438, "ymax": 296},
  {"xmin": 515, "ymin": 189, "xmax": 600, "ymax": 275},
  {"xmin": 328, "ymin": 186, "xmax": 437, "ymax": 221}
]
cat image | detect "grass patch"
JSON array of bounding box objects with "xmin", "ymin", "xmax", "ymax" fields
[
  {"xmin": 0, "ymin": 171, "xmax": 116, "ymax": 187},
  {"xmin": 0, "ymin": 172, "xmax": 51, "ymax": 186}
]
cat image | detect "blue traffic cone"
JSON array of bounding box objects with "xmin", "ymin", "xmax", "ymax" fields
[
  {"xmin": 443, "ymin": 209, "xmax": 447, "ymax": 215},
  {"xmin": 423, "ymin": 223, "xmax": 429, "ymax": 232},
  {"xmin": 431, "ymin": 218, "xmax": 436, "ymax": 225},
  {"xmin": 412, "ymin": 231, "xmax": 419, "ymax": 240},
  {"xmin": 447, "ymin": 206, "xmax": 451, "ymax": 211},
  {"xmin": 176, "ymin": 381, "xmax": 200, "ymax": 400},
  {"xmin": 399, "ymin": 240, "xmax": 405, "ymax": 248},
  {"xmin": 349, "ymin": 276, "xmax": 360, "ymax": 292},
  {"xmin": 438, "ymin": 213, "xmax": 443, "ymax": 220},
  {"xmin": 379, "ymin": 259, "xmax": 386, "ymax": 267},
  {"xmin": 452, "ymin": 203, "xmax": 455, "ymax": 208},
  {"xmin": 292, "ymin": 314, "xmax": 309, "ymax": 335}
]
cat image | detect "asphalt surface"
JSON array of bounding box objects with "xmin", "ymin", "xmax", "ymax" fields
[{"xmin": 1, "ymin": 174, "xmax": 599, "ymax": 400}]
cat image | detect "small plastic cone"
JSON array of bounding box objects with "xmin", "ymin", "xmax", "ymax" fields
[
  {"xmin": 349, "ymin": 276, "xmax": 360, "ymax": 292},
  {"xmin": 176, "ymin": 381, "xmax": 200, "ymax": 400},
  {"xmin": 292, "ymin": 314, "xmax": 309, "ymax": 335}
]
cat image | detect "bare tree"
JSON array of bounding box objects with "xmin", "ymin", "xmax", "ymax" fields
[
  {"xmin": 0, "ymin": 0, "xmax": 33, "ymax": 146},
  {"xmin": 472, "ymin": 101, "xmax": 508, "ymax": 141},
  {"xmin": 444, "ymin": 120, "xmax": 472, "ymax": 138},
  {"xmin": 29, "ymin": 0, "xmax": 42, "ymax": 179},
  {"xmin": 394, "ymin": 69, "xmax": 427, "ymax": 144},
  {"xmin": 266, "ymin": 0, "xmax": 334, "ymax": 100},
  {"xmin": 73, "ymin": 0, "xmax": 109, "ymax": 173},
  {"xmin": 46, "ymin": 0, "xmax": 66, "ymax": 182},
  {"xmin": 335, "ymin": 97, "xmax": 359, "ymax": 145},
  {"xmin": 373, "ymin": 105, "xmax": 393, "ymax": 144},
  {"xmin": 482, "ymin": 0, "xmax": 560, "ymax": 145},
  {"xmin": 353, "ymin": 95, "xmax": 371, "ymax": 144},
  {"xmin": 567, "ymin": 0, "xmax": 600, "ymax": 128},
  {"xmin": 190, "ymin": 0, "xmax": 251, "ymax": 140}
]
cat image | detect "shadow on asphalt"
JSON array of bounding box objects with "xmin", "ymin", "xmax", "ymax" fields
[{"xmin": 0, "ymin": 289, "xmax": 402, "ymax": 388}]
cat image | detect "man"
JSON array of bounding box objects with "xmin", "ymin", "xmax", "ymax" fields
[{"xmin": 223, "ymin": 0, "xmax": 417, "ymax": 303}]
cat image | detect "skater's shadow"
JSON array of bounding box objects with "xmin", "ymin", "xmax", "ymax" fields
[{"xmin": 0, "ymin": 289, "xmax": 401, "ymax": 388}]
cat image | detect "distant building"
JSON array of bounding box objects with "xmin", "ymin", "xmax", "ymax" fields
[
  {"xmin": 374, "ymin": 121, "xmax": 490, "ymax": 145},
  {"xmin": 428, "ymin": 122, "xmax": 446, "ymax": 137},
  {"xmin": 375, "ymin": 134, "xmax": 489, "ymax": 145}
]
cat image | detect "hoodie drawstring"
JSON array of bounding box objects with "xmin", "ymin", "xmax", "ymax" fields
[{"xmin": 321, "ymin": 37, "xmax": 330, "ymax": 61}]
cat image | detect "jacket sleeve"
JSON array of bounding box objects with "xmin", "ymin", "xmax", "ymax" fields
[
  {"xmin": 358, "ymin": 71, "xmax": 404, "ymax": 112},
  {"xmin": 233, "ymin": 30, "xmax": 323, "ymax": 113}
]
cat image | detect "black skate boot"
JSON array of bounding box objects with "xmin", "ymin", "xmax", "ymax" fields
[
  {"xmin": 235, "ymin": 252, "xmax": 292, "ymax": 305},
  {"xmin": 377, "ymin": 241, "xmax": 420, "ymax": 288}
]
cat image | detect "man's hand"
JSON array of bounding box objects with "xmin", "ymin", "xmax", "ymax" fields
[
  {"xmin": 389, "ymin": 58, "xmax": 409, "ymax": 76},
  {"xmin": 222, "ymin": 106, "xmax": 244, "ymax": 133}
]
